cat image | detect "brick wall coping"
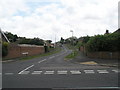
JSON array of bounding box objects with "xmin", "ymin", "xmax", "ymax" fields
[{"xmin": 18, "ymin": 44, "xmax": 44, "ymax": 47}]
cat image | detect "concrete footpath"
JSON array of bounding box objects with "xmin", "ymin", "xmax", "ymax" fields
[{"xmin": 71, "ymin": 51, "xmax": 119, "ymax": 67}]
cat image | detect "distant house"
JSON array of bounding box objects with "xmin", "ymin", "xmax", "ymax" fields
[
  {"xmin": 0, "ymin": 28, "xmax": 10, "ymax": 43},
  {"xmin": 44, "ymin": 40, "xmax": 52, "ymax": 47},
  {"xmin": 50, "ymin": 43, "xmax": 55, "ymax": 48}
]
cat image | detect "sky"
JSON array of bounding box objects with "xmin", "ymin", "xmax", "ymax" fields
[{"xmin": 0, "ymin": 0, "xmax": 119, "ymax": 42}]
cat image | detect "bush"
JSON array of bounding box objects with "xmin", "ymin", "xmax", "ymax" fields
[
  {"xmin": 76, "ymin": 42, "xmax": 83, "ymax": 49},
  {"xmin": 44, "ymin": 46, "xmax": 49, "ymax": 52},
  {"xmin": 86, "ymin": 33, "xmax": 120, "ymax": 52},
  {"xmin": 2, "ymin": 42, "xmax": 9, "ymax": 57}
]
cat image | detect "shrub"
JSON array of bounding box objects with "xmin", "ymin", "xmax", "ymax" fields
[
  {"xmin": 86, "ymin": 33, "xmax": 120, "ymax": 52},
  {"xmin": 2, "ymin": 42, "xmax": 9, "ymax": 57}
]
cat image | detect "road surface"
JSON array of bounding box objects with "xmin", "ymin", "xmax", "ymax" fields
[{"xmin": 2, "ymin": 45, "xmax": 119, "ymax": 89}]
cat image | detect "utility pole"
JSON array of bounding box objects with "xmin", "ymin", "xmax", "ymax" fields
[
  {"xmin": 70, "ymin": 30, "xmax": 73, "ymax": 37},
  {"xmin": 54, "ymin": 34, "xmax": 56, "ymax": 48},
  {"xmin": 70, "ymin": 30, "xmax": 74, "ymax": 46}
]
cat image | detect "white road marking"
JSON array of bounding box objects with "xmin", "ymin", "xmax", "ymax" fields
[
  {"xmin": 19, "ymin": 71, "xmax": 30, "ymax": 74},
  {"xmin": 5, "ymin": 73, "xmax": 14, "ymax": 75},
  {"xmin": 97, "ymin": 70, "xmax": 109, "ymax": 73},
  {"xmin": 70, "ymin": 70, "xmax": 81, "ymax": 74},
  {"xmin": 17, "ymin": 69, "xmax": 119, "ymax": 75},
  {"xmin": 49, "ymin": 56, "xmax": 55, "ymax": 59},
  {"xmin": 84, "ymin": 70, "xmax": 95, "ymax": 73},
  {"xmin": 32, "ymin": 71, "xmax": 42, "ymax": 74},
  {"xmin": 112, "ymin": 70, "xmax": 119, "ymax": 73},
  {"xmin": 18, "ymin": 64, "xmax": 34, "ymax": 74},
  {"xmin": 57, "ymin": 71, "xmax": 67, "ymax": 74},
  {"xmin": 44, "ymin": 71, "xmax": 54, "ymax": 74},
  {"xmin": 38, "ymin": 59, "xmax": 46, "ymax": 63}
]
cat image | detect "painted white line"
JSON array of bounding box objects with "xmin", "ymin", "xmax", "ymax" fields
[
  {"xmin": 97, "ymin": 70, "xmax": 109, "ymax": 74},
  {"xmin": 84, "ymin": 70, "xmax": 95, "ymax": 73},
  {"xmin": 33, "ymin": 71, "xmax": 43, "ymax": 73},
  {"xmin": 112, "ymin": 70, "xmax": 119, "ymax": 73},
  {"xmin": 84, "ymin": 71, "xmax": 95, "ymax": 73},
  {"xmin": 38, "ymin": 59, "xmax": 46, "ymax": 63},
  {"xmin": 19, "ymin": 71, "xmax": 30, "ymax": 74},
  {"xmin": 57, "ymin": 71, "xmax": 67, "ymax": 74},
  {"xmin": 32, "ymin": 71, "xmax": 42, "ymax": 74},
  {"xmin": 84, "ymin": 70, "xmax": 94, "ymax": 71},
  {"xmin": 49, "ymin": 56, "xmax": 55, "ymax": 59},
  {"xmin": 70, "ymin": 70, "xmax": 81, "ymax": 74},
  {"xmin": 97, "ymin": 70, "xmax": 107, "ymax": 71},
  {"xmin": 44, "ymin": 71, "xmax": 54, "ymax": 74},
  {"xmin": 5, "ymin": 73, "xmax": 14, "ymax": 75},
  {"xmin": 18, "ymin": 64, "xmax": 34, "ymax": 74},
  {"xmin": 98, "ymin": 72, "xmax": 109, "ymax": 74}
]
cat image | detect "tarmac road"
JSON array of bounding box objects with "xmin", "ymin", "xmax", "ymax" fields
[{"xmin": 2, "ymin": 45, "xmax": 119, "ymax": 89}]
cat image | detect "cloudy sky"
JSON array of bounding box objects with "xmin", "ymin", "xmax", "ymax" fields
[{"xmin": 0, "ymin": 0, "xmax": 119, "ymax": 42}]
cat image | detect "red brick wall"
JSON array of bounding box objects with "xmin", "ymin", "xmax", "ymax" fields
[
  {"xmin": 4, "ymin": 44, "xmax": 45, "ymax": 59},
  {"xmin": 87, "ymin": 52, "xmax": 120, "ymax": 59},
  {"xmin": 80, "ymin": 46, "xmax": 120, "ymax": 59},
  {"xmin": 80, "ymin": 46, "xmax": 84, "ymax": 52}
]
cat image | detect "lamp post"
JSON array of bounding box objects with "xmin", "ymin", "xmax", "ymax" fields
[
  {"xmin": 70, "ymin": 30, "xmax": 74, "ymax": 46},
  {"xmin": 70, "ymin": 30, "xmax": 73, "ymax": 37}
]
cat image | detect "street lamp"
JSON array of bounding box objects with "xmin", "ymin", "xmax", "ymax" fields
[
  {"xmin": 70, "ymin": 30, "xmax": 74, "ymax": 46},
  {"xmin": 70, "ymin": 30, "xmax": 73, "ymax": 37}
]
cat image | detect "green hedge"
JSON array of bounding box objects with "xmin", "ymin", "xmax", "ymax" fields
[
  {"xmin": 86, "ymin": 33, "xmax": 120, "ymax": 52},
  {"xmin": 2, "ymin": 42, "xmax": 9, "ymax": 57}
]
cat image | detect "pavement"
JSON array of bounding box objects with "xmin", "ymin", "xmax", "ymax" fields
[
  {"xmin": 71, "ymin": 51, "xmax": 119, "ymax": 67},
  {"xmin": 2, "ymin": 45, "xmax": 120, "ymax": 89}
]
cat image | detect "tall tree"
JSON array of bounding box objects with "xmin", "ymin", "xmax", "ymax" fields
[{"xmin": 60, "ymin": 37, "xmax": 64, "ymax": 44}]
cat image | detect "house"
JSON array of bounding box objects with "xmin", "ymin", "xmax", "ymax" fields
[{"xmin": 44, "ymin": 40, "xmax": 52, "ymax": 47}]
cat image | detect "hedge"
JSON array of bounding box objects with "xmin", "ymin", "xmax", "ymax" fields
[
  {"xmin": 86, "ymin": 33, "xmax": 120, "ymax": 52},
  {"xmin": 2, "ymin": 42, "xmax": 9, "ymax": 57}
]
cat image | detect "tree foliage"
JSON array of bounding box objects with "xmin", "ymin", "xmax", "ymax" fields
[
  {"xmin": 60, "ymin": 37, "xmax": 64, "ymax": 44},
  {"xmin": 2, "ymin": 42, "xmax": 9, "ymax": 57},
  {"xmin": 82, "ymin": 36, "xmax": 90, "ymax": 44},
  {"xmin": 64, "ymin": 36, "xmax": 78, "ymax": 46},
  {"xmin": 86, "ymin": 33, "xmax": 120, "ymax": 52},
  {"xmin": 19, "ymin": 38, "xmax": 44, "ymax": 45},
  {"xmin": 5, "ymin": 32, "xmax": 18, "ymax": 42}
]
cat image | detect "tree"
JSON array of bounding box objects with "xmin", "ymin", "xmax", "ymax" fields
[
  {"xmin": 5, "ymin": 32, "xmax": 18, "ymax": 42},
  {"xmin": 82, "ymin": 36, "xmax": 90, "ymax": 44},
  {"xmin": 19, "ymin": 37, "xmax": 44, "ymax": 45},
  {"xmin": 46, "ymin": 40, "xmax": 52, "ymax": 43},
  {"xmin": 2, "ymin": 42, "xmax": 9, "ymax": 57},
  {"xmin": 86, "ymin": 33, "xmax": 120, "ymax": 52},
  {"xmin": 60, "ymin": 37, "xmax": 64, "ymax": 44}
]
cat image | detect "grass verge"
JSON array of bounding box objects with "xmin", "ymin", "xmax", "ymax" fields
[
  {"xmin": 65, "ymin": 50, "xmax": 78, "ymax": 59},
  {"xmin": 65, "ymin": 44, "xmax": 79, "ymax": 60}
]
